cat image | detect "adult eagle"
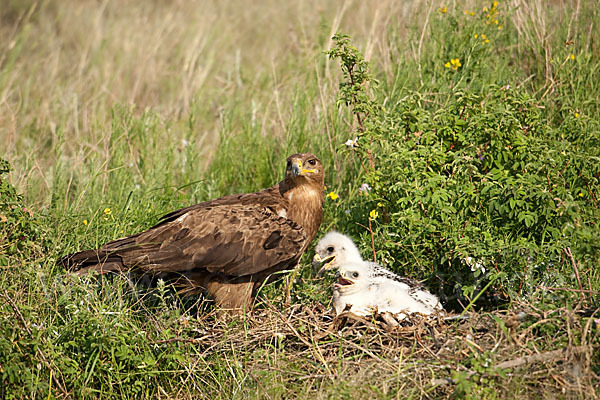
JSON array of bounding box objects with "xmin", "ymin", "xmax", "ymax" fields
[{"xmin": 60, "ymin": 153, "xmax": 324, "ymax": 311}]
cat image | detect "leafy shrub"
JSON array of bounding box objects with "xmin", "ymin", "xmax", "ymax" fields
[
  {"xmin": 327, "ymin": 32, "xmax": 600, "ymax": 309},
  {"xmin": 0, "ymin": 159, "xmax": 47, "ymax": 263}
]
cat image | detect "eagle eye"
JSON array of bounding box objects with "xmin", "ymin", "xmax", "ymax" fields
[
  {"xmin": 286, "ymin": 161, "xmax": 291, "ymax": 169},
  {"xmin": 308, "ymin": 159, "xmax": 317, "ymax": 166},
  {"xmin": 327, "ymin": 246, "xmax": 334, "ymax": 253},
  {"xmin": 352, "ymin": 272, "xmax": 359, "ymax": 278}
]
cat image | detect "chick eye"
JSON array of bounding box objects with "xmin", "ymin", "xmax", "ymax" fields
[
  {"xmin": 308, "ymin": 159, "xmax": 316, "ymax": 166},
  {"xmin": 327, "ymin": 246, "xmax": 334, "ymax": 253},
  {"xmin": 352, "ymin": 272, "xmax": 359, "ymax": 278}
]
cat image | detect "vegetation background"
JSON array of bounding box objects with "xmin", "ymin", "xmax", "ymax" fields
[{"xmin": 1, "ymin": 0, "xmax": 598, "ymax": 398}]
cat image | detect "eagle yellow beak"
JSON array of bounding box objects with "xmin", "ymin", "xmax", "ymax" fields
[{"xmin": 291, "ymin": 159, "xmax": 316, "ymax": 178}]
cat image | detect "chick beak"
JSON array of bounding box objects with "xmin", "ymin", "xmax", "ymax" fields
[
  {"xmin": 333, "ymin": 271, "xmax": 355, "ymax": 288},
  {"xmin": 314, "ymin": 254, "xmax": 336, "ymax": 277},
  {"xmin": 312, "ymin": 253, "xmax": 323, "ymax": 271}
]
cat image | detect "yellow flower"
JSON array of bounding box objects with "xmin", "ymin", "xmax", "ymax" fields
[
  {"xmin": 445, "ymin": 59, "xmax": 461, "ymax": 70},
  {"xmin": 574, "ymin": 112, "xmax": 579, "ymax": 118},
  {"xmin": 439, "ymin": 6, "xmax": 447, "ymax": 13},
  {"xmin": 83, "ymin": 219, "xmax": 88, "ymax": 226},
  {"xmin": 104, "ymin": 208, "xmax": 112, "ymax": 216},
  {"xmin": 327, "ymin": 192, "xmax": 339, "ymax": 200},
  {"xmin": 474, "ymin": 34, "xmax": 479, "ymax": 38},
  {"xmin": 481, "ymin": 34, "xmax": 487, "ymax": 39},
  {"xmin": 369, "ymin": 209, "xmax": 379, "ymax": 220},
  {"xmin": 492, "ymin": 1, "xmax": 498, "ymax": 8},
  {"xmin": 569, "ymin": 54, "xmax": 575, "ymax": 60},
  {"xmin": 484, "ymin": 39, "xmax": 490, "ymax": 44},
  {"xmin": 498, "ymin": 25, "xmax": 503, "ymax": 30},
  {"xmin": 447, "ymin": 58, "xmax": 462, "ymax": 70},
  {"xmin": 578, "ymin": 192, "xmax": 584, "ymax": 197}
]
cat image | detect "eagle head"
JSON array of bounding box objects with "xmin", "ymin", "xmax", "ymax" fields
[
  {"xmin": 312, "ymin": 231, "xmax": 363, "ymax": 275},
  {"xmin": 285, "ymin": 153, "xmax": 323, "ymax": 184}
]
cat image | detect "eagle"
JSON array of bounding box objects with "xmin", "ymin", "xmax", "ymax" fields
[
  {"xmin": 313, "ymin": 232, "xmax": 443, "ymax": 322},
  {"xmin": 59, "ymin": 153, "xmax": 325, "ymax": 311}
]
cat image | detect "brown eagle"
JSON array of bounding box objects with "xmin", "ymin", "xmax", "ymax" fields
[{"xmin": 60, "ymin": 153, "xmax": 324, "ymax": 311}]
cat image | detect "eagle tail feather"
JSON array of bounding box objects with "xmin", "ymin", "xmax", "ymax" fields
[
  {"xmin": 58, "ymin": 248, "xmax": 125, "ymax": 273},
  {"xmin": 59, "ymin": 233, "xmax": 143, "ymax": 272}
]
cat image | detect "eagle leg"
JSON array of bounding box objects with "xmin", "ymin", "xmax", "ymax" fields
[{"xmin": 205, "ymin": 279, "xmax": 256, "ymax": 314}]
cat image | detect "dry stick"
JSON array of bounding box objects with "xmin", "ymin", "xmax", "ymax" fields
[
  {"xmin": 352, "ymin": 147, "xmax": 371, "ymax": 176},
  {"xmin": 495, "ymin": 345, "xmax": 591, "ymax": 370},
  {"xmin": 538, "ymin": 286, "xmax": 600, "ymax": 296},
  {"xmin": 432, "ymin": 345, "xmax": 592, "ymax": 386},
  {"xmin": 563, "ymin": 247, "xmax": 586, "ymax": 303},
  {"xmin": 346, "ymin": 62, "xmax": 375, "ymax": 170},
  {"xmin": 584, "ymin": 180, "xmax": 600, "ymax": 208},
  {"xmin": 1, "ymin": 291, "xmax": 69, "ymax": 397}
]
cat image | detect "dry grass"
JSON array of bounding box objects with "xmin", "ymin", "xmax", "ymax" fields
[{"xmin": 0, "ymin": 0, "xmax": 417, "ymax": 204}]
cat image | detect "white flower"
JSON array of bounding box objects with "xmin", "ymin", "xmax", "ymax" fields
[
  {"xmin": 464, "ymin": 256, "xmax": 486, "ymax": 274},
  {"xmin": 359, "ymin": 183, "xmax": 372, "ymax": 193},
  {"xmin": 345, "ymin": 137, "xmax": 359, "ymax": 148}
]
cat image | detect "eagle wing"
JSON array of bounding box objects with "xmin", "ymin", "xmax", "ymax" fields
[{"xmin": 97, "ymin": 203, "xmax": 306, "ymax": 277}]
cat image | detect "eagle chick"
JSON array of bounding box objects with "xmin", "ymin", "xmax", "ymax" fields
[
  {"xmin": 314, "ymin": 232, "xmax": 443, "ymax": 321},
  {"xmin": 312, "ymin": 231, "xmax": 362, "ymax": 275}
]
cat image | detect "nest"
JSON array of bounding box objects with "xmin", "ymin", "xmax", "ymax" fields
[{"xmin": 152, "ymin": 299, "xmax": 599, "ymax": 397}]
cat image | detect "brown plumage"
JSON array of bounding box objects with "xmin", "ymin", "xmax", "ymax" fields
[{"xmin": 60, "ymin": 153, "xmax": 324, "ymax": 311}]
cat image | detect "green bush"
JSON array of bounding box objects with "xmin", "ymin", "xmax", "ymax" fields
[
  {"xmin": 0, "ymin": 159, "xmax": 47, "ymax": 264},
  {"xmin": 327, "ymin": 28, "xmax": 600, "ymax": 309}
]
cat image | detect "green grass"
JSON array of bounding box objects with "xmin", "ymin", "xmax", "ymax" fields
[{"xmin": 1, "ymin": 0, "xmax": 599, "ymax": 398}]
